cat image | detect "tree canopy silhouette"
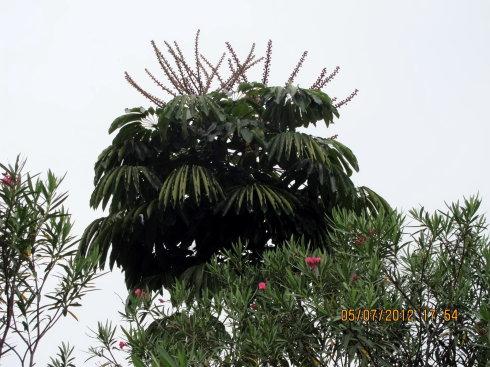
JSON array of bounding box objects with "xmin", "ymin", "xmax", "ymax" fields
[{"xmin": 79, "ymin": 31, "xmax": 390, "ymax": 289}]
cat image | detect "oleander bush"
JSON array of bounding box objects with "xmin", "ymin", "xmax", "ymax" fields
[
  {"xmin": 86, "ymin": 196, "xmax": 489, "ymax": 367},
  {"xmin": 0, "ymin": 158, "xmax": 101, "ymax": 367}
]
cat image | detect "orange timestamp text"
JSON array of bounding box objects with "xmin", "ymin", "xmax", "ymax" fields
[{"xmin": 340, "ymin": 308, "xmax": 459, "ymax": 322}]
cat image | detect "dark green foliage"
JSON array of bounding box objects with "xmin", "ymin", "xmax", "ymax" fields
[{"xmin": 79, "ymin": 83, "xmax": 389, "ymax": 290}]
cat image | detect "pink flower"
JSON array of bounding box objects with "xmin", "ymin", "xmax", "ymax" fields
[
  {"xmin": 258, "ymin": 281, "xmax": 267, "ymax": 290},
  {"xmin": 118, "ymin": 341, "xmax": 127, "ymax": 349},
  {"xmin": 133, "ymin": 288, "xmax": 143, "ymax": 298},
  {"xmin": 250, "ymin": 303, "xmax": 258, "ymax": 310},
  {"xmin": 305, "ymin": 256, "xmax": 322, "ymax": 269},
  {"xmin": 1, "ymin": 173, "xmax": 14, "ymax": 186}
]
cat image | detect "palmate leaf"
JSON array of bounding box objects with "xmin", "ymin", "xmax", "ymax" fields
[
  {"xmin": 112, "ymin": 122, "xmax": 154, "ymax": 146},
  {"xmin": 356, "ymin": 186, "xmax": 391, "ymax": 214},
  {"xmin": 78, "ymin": 217, "xmax": 110, "ymax": 268},
  {"xmin": 268, "ymin": 132, "xmax": 331, "ymax": 166},
  {"xmin": 163, "ymin": 95, "xmax": 226, "ymax": 124},
  {"xmin": 316, "ymin": 138, "xmax": 359, "ymax": 176},
  {"xmin": 260, "ymin": 85, "xmax": 339, "ymax": 129},
  {"xmin": 159, "ymin": 165, "xmax": 224, "ymax": 208},
  {"xmin": 108, "ymin": 108, "xmax": 146, "ymax": 134},
  {"xmin": 282, "ymin": 158, "xmax": 357, "ymax": 202},
  {"xmin": 79, "ymin": 205, "xmax": 150, "ymax": 270},
  {"xmin": 268, "ymin": 133, "xmax": 359, "ymax": 183},
  {"xmin": 161, "ymin": 95, "xmax": 226, "ymax": 140},
  {"xmin": 96, "ymin": 111, "xmax": 158, "ymax": 181},
  {"xmin": 90, "ymin": 166, "xmax": 161, "ymax": 210},
  {"xmin": 222, "ymin": 183, "xmax": 297, "ymax": 215},
  {"xmin": 94, "ymin": 146, "xmax": 119, "ymax": 182}
]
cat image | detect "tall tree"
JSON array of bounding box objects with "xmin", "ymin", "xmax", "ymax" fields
[{"xmin": 79, "ymin": 32, "xmax": 390, "ymax": 290}]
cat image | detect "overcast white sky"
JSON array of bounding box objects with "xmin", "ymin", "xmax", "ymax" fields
[{"xmin": 1, "ymin": 0, "xmax": 489, "ymax": 365}]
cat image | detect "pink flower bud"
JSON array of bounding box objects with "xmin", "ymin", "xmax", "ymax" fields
[
  {"xmin": 305, "ymin": 256, "xmax": 322, "ymax": 268},
  {"xmin": 258, "ymin": 281, "xmax": 267, "ymax": 290},
  {"xmin": 134, "ymin": 288, "xmax": 143, "ymax": 298},
  {"xmin": 118, "ymin": 341, "xmax": 127, "ymax": 349},
  {"xmin": 1, "ymin": 174, "xmax": 14, "ymax": 186},
  {"xmin": 250, "ymin": 303, "xmax": 257, "ymax": 310}
]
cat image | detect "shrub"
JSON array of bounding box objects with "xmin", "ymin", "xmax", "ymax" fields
[
  {"xmin": 0, "ymin": 158, "xmax": 101, "ymax": 366},
  {"xmin": 88, "ymin": 196, "xmax": 489, "ymax": 366}
]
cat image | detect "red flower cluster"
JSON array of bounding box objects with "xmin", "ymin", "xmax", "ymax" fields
[
  {"xmin": 1, "ymin": 173, "xmax": 14, "ymax": 186},
  {"xmin": 354, "ymin": 234, "xmax": 367, "ymax": 246},
  {"xmin": 305, "ymin": 256, "xmax": 322, "ymax": 269},
  {"xmin": 118, "ymin": 341, "xmax": 127, "ymax": 349},
  {"xmin": 354, "ymin": 229, "xmax": 377, "ymax": 246}
]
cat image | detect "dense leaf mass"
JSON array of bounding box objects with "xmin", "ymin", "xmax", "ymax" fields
[{"xmin": 79, "ymin": 82, "xmax": 389, "ymax": 289}]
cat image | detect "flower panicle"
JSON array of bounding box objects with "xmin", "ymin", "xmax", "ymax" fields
[
  {"xmin": 287, "ymin": 50, "xmax": 308, "ymax": 85},
  {"xmin": 194, "ymin": 29, "xmax": 203, "ymax": 93},
  {"xmin": 124, "ymin": 72, "xmax": 165, "ymax": 107},
  {"xmin": 334, "ymin": 89, "xmax": 359, "ymax": 109},
  {"xmin": 311, "ymin": 67, "xmax": 327, "ymax": 89},
  {"xmin": 125, "ymin": 31, "xmax": 356, "ymax": 111},
  {"xmin": 317, "ymin": 66, "xmax": 340, "ymax": 89},
  {"xmin": 262, "ymin": 39, "xmax": 273, "ymax": 85}
]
